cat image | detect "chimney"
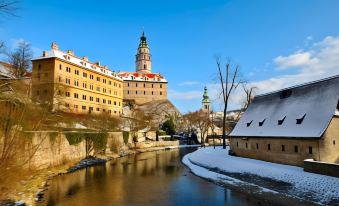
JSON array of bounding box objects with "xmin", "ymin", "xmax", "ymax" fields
[
  {"xmin": 51, "ymin": 42, "xmax": 58, "ymax": 50},
  {"xmin": 42, "ymin": 51, "xmax": 48, "ymax": 57},
  {"xmin": 67, "ymin": 50, "xmax": 74, "ymax": 56},
  {"xmin": 95, "ymin": 61, "xmax": 101, "ymax": 66},
  {"xmin": 83, "ymin": 56, "xmax": 88, "ymax": 61},
  {"xmin": 103, "ymin": 65, "xmax": 108, "ymax": 70}
]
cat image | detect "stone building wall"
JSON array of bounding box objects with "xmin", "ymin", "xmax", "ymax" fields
[
  {"xmin": 229, "ymin": 117, "xmax": 338, "ymax": 166},
  {"xmin": 122, "ymin": 81, "xmax": 167, "ymax": 104}
]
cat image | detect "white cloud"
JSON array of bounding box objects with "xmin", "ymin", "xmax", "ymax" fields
[
  {"xmin": 274, "ymin": 51, "xmax": 318, "ymax": 70},
  {"xmin": 178, "ymin": 81, "xmax": 201, "ymax": 86}
]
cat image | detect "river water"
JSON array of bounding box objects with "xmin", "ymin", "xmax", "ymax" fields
[{"xmin": 40, "ymin": 147, "xmax": 263, "ymax": 206}]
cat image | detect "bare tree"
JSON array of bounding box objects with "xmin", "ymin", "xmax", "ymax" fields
[
  {"xmin": 0, "ymin": 0, "xmax": 18, "ymax": 16},
  {"xmin": 8, "ymin": 40, "xmax": 32, "ymax": 79},
  {"xmin": 242, "ymin": 83, "xmax": 256, "ymax": 109},
  {"xmin": 216, "ymin": 57, "xmax": 242, "ymax": 149}
]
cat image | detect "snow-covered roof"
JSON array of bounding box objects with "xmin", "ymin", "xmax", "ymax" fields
[
  {"xmin": 118, "ymin": 72, "xmax": 167, "ymax": 83},
  {"xmin": 32, "ymin": 48, "xmax": 123, "ymax": 81},
  {"xmin": 0, "ymin": 61, "xmax": 14, "ymax": 79},
  {"xmin": 230, "ymin": 75, "xmax": 339, "ymax": 138}
]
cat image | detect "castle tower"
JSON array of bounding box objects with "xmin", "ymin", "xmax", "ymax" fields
[
  {"xmin": 202, "ymin": 86, "xmax": 211, "ymax": 112},
  {"xmin": 135, "ymin": 32, "xmax": 152, "ymax": 73}
]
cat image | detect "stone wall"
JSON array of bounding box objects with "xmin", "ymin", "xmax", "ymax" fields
[
  {"xmin": 24, "ymin": 130, "xmax": 172, "ymax": 169},
  {"xmin": 26, "ymin": 131, "xmax": 128, "ymax": 170},
  {"xmin": 304, "ymin": 160, "xmax": 339, "ymax": 177}
]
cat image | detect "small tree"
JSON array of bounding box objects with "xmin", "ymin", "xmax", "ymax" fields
[
  {"xmin": 8, "ymin": 40, "xmax": 33, "ymax": 79},
  {"xmin": 161, "ymin": 117, "xmax": 176, "ymax": 139}
]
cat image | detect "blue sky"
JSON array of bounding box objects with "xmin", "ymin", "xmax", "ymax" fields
[{"xmin": 1, "ymin": 0, "xmax": 339, "ymax": 112}]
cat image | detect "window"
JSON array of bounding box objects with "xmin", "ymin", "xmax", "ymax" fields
[
  {"xmin": 278, "ymin": 116, "xmax": 286, "ymax": 125},
  {"xmin": 65, "ymin": 92, "xmax": 70, "ymax": 97},
  {"xmin": 296, "ymin": 114, "xmax": 306, "ymax": 124},
  {"xmin": 74, "ymin": 105, "xmax": 78, "ymax": 109},
  {"xmin": 136, "ymin": 83, "xmax": 138, "ymax": 87},
  {"xmin": 152, "ymin": 91, "xmax": 154, "ymax": 95},
  {"xmin": 97, "ymin": 76, "xmax": 100, "ymax": 81},
  {"xmin": 96, "ymin": 86, "xmax": 100, "ymax": 92},
  {"xmin": 82, "ymin": 106, "xmax": 86, "ymax": 110},
  {"xmin": 144, "ymin": 83, "xmax": 146, "ymax": 87},
  {"xmin": 246, "ymin": 120, "xmax": 253, "ymax": 127},
  {"xmin": 152, "ymin": 84, "xmax": 154, "ymax": 88},
  {"xmin": 96, "ymin": 108, "xmax": 100, "ymax": 112},
  {"xmin": 90, "ymin": 84, "xmax": 94, "ymax": 90},
  {"xmin": 119, "ymin": 102, "xmax": 120, "ymax": 106},
  {"xmin": 36, "ymin": 90, "xmax": 39, "ymax": 95},
  {"xmin": 96, "ymin": 98, "xmax": 100, "ymax": 102},
  {"xmin": 83, "ymin": 72, "xmax": 87, "ymax": 78},
  {"xmin": 308, "ymin": 146, "xmax": 313, "ymax": 154},
  {"xmin": 160, "ymin": 91, "xmax": 162, "ymax": 95},
  {"xmin": 136, "ymin": 91, "xmax": 138, "ymax": 94},
  {"xmin": 65, "ymin": 103, "xmax": 70, "ymax": 108},
  {"xmin": 128, "ymin": 83, "xmax": 129, "ymax": 87},
  {"xmin": 108, "ymin": 100, "xmax": 111, "ymax": 105},
  {"xmin": 90, "ymin": 96, "xmax": 93, "ymax": 101},
  {"xmin": 160, "ymin": 84, "xmax": 162, "ymax": 88},
  {"xmin": 103, "ymin": 79, "xmax": 106, "ymax": 83},
  {"xmin": 236, "ymin": 142, "xmax": 239, "ymax": 147},
  {"xmin": 74, "ymin": 69, "xmax": 79, "ymax": 75},
  {"xmin": 74, "ymin": 93, "xmax": 79, "ymax": 99},
  {"xmin": 334, "ymin": 140, "xmax": 336, "ymax": 145},
  {"xmin": 280, "ymin": 89, "xmax": 292, "ymax": 99},
  {"xmin": 256, "ymin": 143, "xmax": 259, "ymax": 149},
  {"xmin": 294, "ymin": 145, "xmax": 298, "ymax": 153},
  {"xmin": 144, "ymin": 64, "xmax": 146, "ymax": 69},
  {"xmin": 66, "ymin": 78, "xmax": 71, "ymax": 84},
  {"xmin": 59, "ymin": 76, "xmax": 62, "ymax": 82},
  {"xmin": 259, "ymin": 119, "xmax": 266, "ymax": 126},
  {"xmin": 66, "ymin": 67, "xmax": 71, "ymax": 73},
  {"xmin": 82, "ymin": 95, "xmax": 86, "ymax": 100},
  {"xmin": 109, "ymin": 80, "xmax": 112, "ymax": 85},
  {"xmin": 83, "ymin": 83, "xmax": 87, "ymax": 89},
  {"xmin": 75, "ymin": 80, "xmax": 79, "ymax": 86},
  {"xmin": 90, "ymin": 74, "xmax": 94, "ymax": 79},
  {"xmin": 245, "ymin": 143, "xmax": 248, "ymax": 148},
  {"xmin": 127, "ymin": 90, "xmax": 129, "ymax": 94},
  {"xmin": 59, "ymin": 64, "xmax": 62, "ymax": 70},
  {"xmin": 114, "ymin": 101, "xmax": 116, "ymax": 105},
  {"xmin": 44, "ymin": 89, "xmax": 47, "ymax": 95},
  {"xmin": 103, "ymin": 99, "xmax": 106, "ymax": 104},
  {"xmin": 144, "ymin": 91, "xmax": 146, "ymax": 95},
  {"xmin": 268, "ymin": 144, "xmax": 271, "ymax": 150},
  {"xmin": 282, "ymin": 145, "xmax": 285, "ymax": 151}
]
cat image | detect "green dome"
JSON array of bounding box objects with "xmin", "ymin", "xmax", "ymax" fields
[{"xmin": 202, "ymin": 86, "xmax": 211, "ymax": 103}]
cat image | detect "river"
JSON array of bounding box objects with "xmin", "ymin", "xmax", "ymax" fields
[{"xmin": 39, "ymin": 147, "xmax": 264, "ymax": 206}]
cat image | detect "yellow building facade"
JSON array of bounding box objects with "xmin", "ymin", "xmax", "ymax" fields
[{"xmin": 31, "ymin": 43, "xmax": 123, "ymax": 116}]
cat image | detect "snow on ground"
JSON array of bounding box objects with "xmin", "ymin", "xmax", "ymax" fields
[{"xmin": 183, "ymin": 147, "xmax": 339, "ymax": 205}]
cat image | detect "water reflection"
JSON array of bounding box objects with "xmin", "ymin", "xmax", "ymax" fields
[{"xmin": 40, "ymin": 148, "xmax": 262, "ymax": 206}]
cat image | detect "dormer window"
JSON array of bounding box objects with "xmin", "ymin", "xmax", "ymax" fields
[
  {"xmin": 296, "ymin": 114, "xmax": 306, "ymax": 124},
  {"xmin": 259, "ymin": 119, "xmax": 266, "ymax": 126},
  {"xmin": 280, "ymin": 89, "xmax": 292, "ymax": 99},
  {"xmin": 246, "ymin": 120, "xmax": 253, "ymax": 127},
  {"xmin": 278, "ymin": 116, "xmax": 286, "ymax": 125}
]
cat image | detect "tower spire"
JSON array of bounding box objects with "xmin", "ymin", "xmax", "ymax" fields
[
  {"xmin": 202, "ymin": 86, "xmax": 211, "ymax": 112},
  {"xmin": 136, "ymin": 31, "xmax": 152, "ymax": 73}
]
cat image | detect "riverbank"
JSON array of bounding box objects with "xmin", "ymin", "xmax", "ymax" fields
[
  {"xmin": 183, "ymin": 147, "xmax": 339, "ymax": 206},
  {"xmin": 2, "ymin": 144, "xmax": 200, "ymax": 206}
]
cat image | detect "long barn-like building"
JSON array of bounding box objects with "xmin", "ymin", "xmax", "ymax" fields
[{"xmin": 230, "ymin": 76, "xmax": 339, "ymax": 166}]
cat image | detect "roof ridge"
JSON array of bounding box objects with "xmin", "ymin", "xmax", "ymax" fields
[{"xmin": 256, "ymin": 75, "xmax": 339, "ymax": 98}]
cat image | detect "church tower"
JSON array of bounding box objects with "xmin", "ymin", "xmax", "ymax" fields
[
  {"xmin": 202, "ymin": 86, "xmax": 211, "ymax": 112},
  {"xmin": 135, "ymin": 32, "xmax": 152, "ymax": 73}
]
